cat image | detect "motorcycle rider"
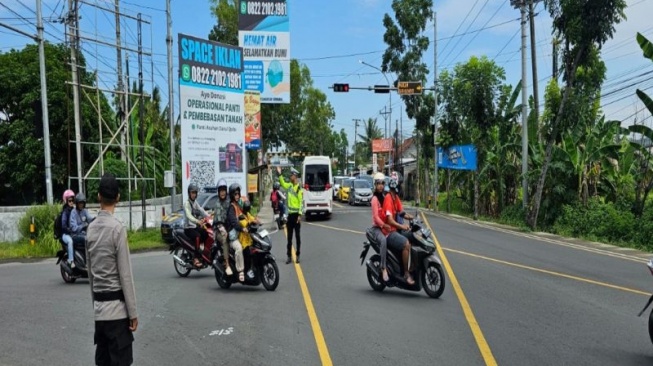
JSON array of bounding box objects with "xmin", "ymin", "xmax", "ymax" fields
[
  {"xmin": 368, "ymin": 173, "xmax": 392, "ymax": 282},
  {"xmin": 70, "ymin": 192, "xmax": 95, "ymax": 244},
  {"xmin": 184, "ymin": 183, "xmax": 209, "ymax": 268},
  {"xmin": 383, "ymin": 177, "xmax": 415, "ymax": 285},
  {"xmin": 270, "ymin": 182, "xmax": 287, "ymax": 220},
  {"xmin": 226, "ymin": 183, "xmax": 246, "ymax": 282},
  {"xmin": 213, "ymin": 179, "xmax": 232, "ymax": 276},
  {"xmin": 240, "ymin": 199, "xmax": 261, "ymax": 279},
  {"xmin": 60, "ymin": 189, "xmax": 76, "ymax": 268}
]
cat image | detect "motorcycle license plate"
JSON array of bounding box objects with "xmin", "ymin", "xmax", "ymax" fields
[
  {"xmin": 161, "ymin": 228, "xmax": 169, "ymax": 234},
  {"xmin": 258, "ymin": 229, "xmax": 269, "ymax": 238}
]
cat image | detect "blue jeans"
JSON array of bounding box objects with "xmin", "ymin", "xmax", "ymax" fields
[{"xmin": 62, "ymin": 234, "xmax": 73, "ymax": 263}]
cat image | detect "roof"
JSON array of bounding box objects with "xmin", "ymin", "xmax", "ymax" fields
[{"xmin": 398, "ymin": 137, "xmax": 415, "ymax": 157}]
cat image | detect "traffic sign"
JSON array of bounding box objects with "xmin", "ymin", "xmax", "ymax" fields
[{"xmin": 397, "ymin": 81, "xmax": 423, "ymax": 95}]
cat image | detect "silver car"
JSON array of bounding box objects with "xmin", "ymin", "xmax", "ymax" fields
[{"xmin": 348, "ymin": 179, "xmax": 373, "ymax": 206}]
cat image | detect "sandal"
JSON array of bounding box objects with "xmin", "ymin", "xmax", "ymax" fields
[
  {"xmin": 225, "ymin": 264, "xmax": 233, "ymax": 276},
  {"xmin": 405, "ymin": 274, "xmax": 415, "ymax": 285},
  {"xmin": 193, "ymin": 258, "xmax": 202, "ymax": 268},
  {"xmin": 382, "ymin": 269, "xmax": 389, "ymax": 282},
  {"xmin": 238, "ymin": 272, "xmax": 245, "ymax": 282}
]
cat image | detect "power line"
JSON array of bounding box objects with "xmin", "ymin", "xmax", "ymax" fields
[
  {"xmin": 440, "ymin": 0, "xmax": 490, "ymax": 67},
  {"xmin": 438, "ymin": 0, "xmax": 481, "ymax": 60}
]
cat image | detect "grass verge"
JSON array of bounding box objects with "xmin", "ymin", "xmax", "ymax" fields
[{"xmin": 0, "ymin": 228, "xmax": 167, "ymax": 260}]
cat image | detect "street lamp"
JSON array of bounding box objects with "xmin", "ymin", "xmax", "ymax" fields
[{"xmin": 359, "ymin": 60, "xmax": 392, "ymax": 139}]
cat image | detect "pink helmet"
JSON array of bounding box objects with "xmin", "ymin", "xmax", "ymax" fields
[{"xmin": 62, "ymin": 189, "xmax": 75, "ymax": 203}]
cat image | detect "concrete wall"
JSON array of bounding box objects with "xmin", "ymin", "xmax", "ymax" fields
[{"xmin": 0, "ymin": 195, "xmax": 182, "ymax": 243}]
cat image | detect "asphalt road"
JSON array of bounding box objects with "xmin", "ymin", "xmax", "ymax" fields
[{"xmin": 1, "ymin": 202, "xmax": 653, "ymax": 365}]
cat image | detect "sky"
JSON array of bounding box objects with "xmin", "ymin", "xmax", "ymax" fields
[{"xmin": 1, "ymin": 0, "xmax": 652, "ymax": 151}]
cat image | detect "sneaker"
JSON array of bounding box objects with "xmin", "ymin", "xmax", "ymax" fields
[
  {"xmin": 285, "ymin": 257, "xmax": 292, "ymax": 265},
  {"xmin": 69, "ymin": 261, "xmax": 75, "ymax": 269},
  {"xmin": 295, "ymin": 255, "xmax": 300, "ymax": 264}
]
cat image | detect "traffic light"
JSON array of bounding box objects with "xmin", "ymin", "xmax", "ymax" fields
[{"xmin": 333, "ymin": 83, "xmax": 349, "ymax": 92}]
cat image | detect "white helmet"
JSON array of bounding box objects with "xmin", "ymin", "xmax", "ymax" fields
[{"xmin": 373, "ymin": 172, "xmax": 385, "ymax": 182}]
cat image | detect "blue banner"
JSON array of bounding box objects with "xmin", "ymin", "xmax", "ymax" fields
[{"xmin": 437, "ymin": 145, "xmax": 477, "ymax": 171}]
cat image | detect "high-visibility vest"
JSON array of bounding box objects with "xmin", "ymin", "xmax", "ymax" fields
[{"xmin": 279, "ymin": 175, "xmax": 303, "ymax": 215}]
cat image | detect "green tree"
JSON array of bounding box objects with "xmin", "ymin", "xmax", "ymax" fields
[
  {"xmin": 0, "ymin": 43, "xmax": 113, "ymax": 205},
  {"xmin": 208, "ymin": 0, "xmax": 238, "ymax": 46},
  {"xmin": 381, "ymin": 0, "xmax": 435, "ymax": 173},
  {"xmin": 357, "ymin": 118, "xmax": 383, "ymax": 167},
  {"xmin": 528, "ymin": 0, "xmax": 627, "ymax": 229}
]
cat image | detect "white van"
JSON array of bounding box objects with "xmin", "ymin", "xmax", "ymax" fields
[{"xmin": 301, "ymin": 156, "xmax": 333, "ymax": 218}]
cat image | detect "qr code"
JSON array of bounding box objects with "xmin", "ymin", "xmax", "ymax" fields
[{"xmin": 188, "ymin": 160, "xmax": 216, "ymax": 190}]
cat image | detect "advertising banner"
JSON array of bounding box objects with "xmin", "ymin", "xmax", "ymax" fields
[
  {"xmin": 238, "ymin": 0, "xmax": 290, "ymax": 104},
  {"xmin": 248, "ymin": 174, "xmax": 258, "ymax": 193},
  {"xmin": 437, "ymin": 144, "xmax": 478, "ymax": 171},
  {"xmin": 372, "ymin": 138, "xmax": 394, "ymax": 153},
  {"xmin": 244, "ymin": 91, "xmax": 261, "ymax": 149},
  {"xmin": 178, "ymin": 33, "xmax": 246, "ymax": 202}
]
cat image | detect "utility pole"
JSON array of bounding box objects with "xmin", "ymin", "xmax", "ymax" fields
[
  {"xmin": 36, "ymin": 0, "xmax": 53, "ymax": 204},
  {"xmin": 138, "ymin": 13, "xmax": 146, "ymax": 230},
  {"xmin": 68, "ymin": 0, "xmax": 83, "ymax": 193},
  {"xmin": 166, "ymin": 0, "xmax": 176, "ymax": 211},
  {"xmin": 380, "ymin": 106, "xmax": 390, "ymax": 138},
  {"xmin": 353, "ymin": 119, "xmax": 361, "ymax": 176},
  {"xmin": 115, "ymin": 0, "xmax": 126, "ymax": 162},
  {"xmin": 552, "ymin": 37, "xmax": 559, "ymax": 80},
  {"xmin": 512, "ymin": 0, "xmax": 530, "ymax": 208},
  {"xmin": 529, "ymin": 1, "xmax": 540, "ymax": 124},
  {"xmin": 433, "ymin": 10, "xmax": 439, "ymax": 212}
]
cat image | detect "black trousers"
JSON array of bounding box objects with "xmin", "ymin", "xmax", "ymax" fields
[
  {"xmin": 94, "ymin": 318, "xmax": 134, "ymax": 366},
  {"xmin": 286, "ymin": 213, "xmax": 301, "ymax": 257}
]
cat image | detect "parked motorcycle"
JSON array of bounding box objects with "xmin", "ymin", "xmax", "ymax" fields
[
  {"xmin": 213, "ymin": 223, "xmax": 279, "ymax": 291},
  {"xmin": 360, "ymin": 216, "xmax": 446, "ymax": 298},
  {"xmin": 170, "ymin": 218, "xmax": 216, "ymax": 277},
  {"xmin": 638, "ymin": 259, "xmax": 653, "ymax": 344},
  {"xmin": 55, "ymin": 237, "xmax": 88, "ymax": 283}
]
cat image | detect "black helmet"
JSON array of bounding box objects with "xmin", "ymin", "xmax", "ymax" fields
[
  {"xmin": 242, "ymin": 200, "xmax": 251, "ymax": 213},
  {"xmin": 217, "ymin": 178, "xmax": 228, "ymax": 192},
  {"xmin": 273, "ymin": 182, "xmax": 280, "ymax": 190},
  {"xmin": 75, "ymin": 192, "xmax": 86, "ymax": 204},
  {"xmin": 228, "ymin": 183, "xmax": 241, "ymax": 201},
  {"xmin": 188, "ymin": 183, "xmax": 199, "ymax": 195}
]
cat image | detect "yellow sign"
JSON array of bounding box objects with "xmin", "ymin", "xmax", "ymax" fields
[
  {"xmin": 247, "ymin": 174, "xmax": 258, "ymax": 193},
  {"xmin": 397, "ymin": 81, "xmax": 423, "ymax": 96}
]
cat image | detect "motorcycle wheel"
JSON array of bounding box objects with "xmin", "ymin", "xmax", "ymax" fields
[
  {"xmin": 366, "ymin": 256, "xmax": 386, "ymax": 292},
  {"xmin": 260, "ymin": 260, "xmax": 280, "ymax": 291},
  {"xmin": 422, "ymin": 263, "xmax": 445, "ymax": 299},
  {"xmin": 173, "ymin": 247, "xmax": 192, "ymax": 277},
  {"xmin": 215, "ymin": 266, "xmax": 232, "ymax": 289},
  {"xmin": 648, "ymin": 309, "xmax": 653, "ymax": 345},
  {"xmin": 60, "ymin": 264, "xmax": 76, "ymax": 283}
]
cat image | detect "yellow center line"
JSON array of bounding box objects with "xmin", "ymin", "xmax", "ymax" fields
[
  {"xmin": 283, "ymin": 227, "xmax": 333, "ymax": 366},
  {"xmin": 444, "ymin": 247, "xmax": 650, "ymax": 296},
  {"xmin": 421, "ymin": 212, "xmax": 498, "ymax": 366}
]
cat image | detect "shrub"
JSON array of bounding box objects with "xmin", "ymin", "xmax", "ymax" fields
[
  {"xmin": 498, "ymin": 204, "xmax": 527, "ymax": 228},
  {"xmin": 552, "ymin": 198, "xmax": 636, "ymax": 244},
  {"xmin": 17, "ymin": 204, "xmax": 61, "ymax": 256}
]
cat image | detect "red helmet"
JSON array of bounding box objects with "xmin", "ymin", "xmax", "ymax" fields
[{"xmin": 62, "ymin": 189, "xmax": 75, "ymax": 203}]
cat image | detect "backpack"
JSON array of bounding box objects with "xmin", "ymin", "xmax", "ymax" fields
[{"xmin": 53, "ymin": 211, "xmax": 64, "ymax": 239}]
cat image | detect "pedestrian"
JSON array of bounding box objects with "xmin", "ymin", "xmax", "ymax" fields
[
  {"xmin": 277, "ymin": 166, "xmax": 303, "ymax": 264},
  {"xmin": 86, "ymin": 173, "xmax": 138, "ymax": 366}
]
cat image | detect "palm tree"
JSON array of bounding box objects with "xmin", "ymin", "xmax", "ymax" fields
[{"xmin": 356, "ymin": 118, "xmax": 383, "ymax": 166}]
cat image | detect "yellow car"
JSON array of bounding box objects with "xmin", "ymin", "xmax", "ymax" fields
[{"xmin": 338, "ymin": 178, "xmax": 354, "ymax": 202}]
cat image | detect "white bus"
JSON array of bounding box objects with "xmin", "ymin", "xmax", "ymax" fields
[{"xmin": 301, "ymin": 156, "xmax": 333, "ymax": 218}]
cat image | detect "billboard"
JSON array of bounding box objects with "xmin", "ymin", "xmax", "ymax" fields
[
  {"xmin": 238, "ymin": 0, "xmax": 290, "ymax": 104},
  {"xmin": 372, "ymin": 138, "xmax": 394, "ymax": 153},
  {"xmin": 437, "ymin": 144, "xmax": 478, "ymax": 171},
  {"xmin": 244, "ymin": 91, "xmax": 261, "ymax": 149},
  {"xmin": 178, "ymin": 33, "xmax": 246, "ymax": 202}
]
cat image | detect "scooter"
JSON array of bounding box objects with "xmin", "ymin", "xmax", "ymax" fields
[
  {"xmin": 170, "ymin": 218, "xmax": 216, "ymax": 277},
  {"xmin": 360, "ymin": 216, "xmax": 446, "ymax": 298},
  {"xmin": 213, "ymin": 223, "xmax": 280, "ymax": 291},
  {"xmin": 638, "ymin": 258, "xmax": 653, "ymax": 344},
  {"xmin": 273, "ymin": 200, "xmax": 287, "ymax": 229},
  {"xmin": 55, "ymin": 236, "xmax": 88, "ymax": 283}
]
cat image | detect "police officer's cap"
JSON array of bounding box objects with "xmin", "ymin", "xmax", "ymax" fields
[{"xmin": 290, "ymin": 168, "xmax": 300, "ymax": 176}]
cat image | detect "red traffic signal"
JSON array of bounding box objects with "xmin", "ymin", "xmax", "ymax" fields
[{"xmin": 333, "ymin": 83, "xmax": 349, "ymax": 92}]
